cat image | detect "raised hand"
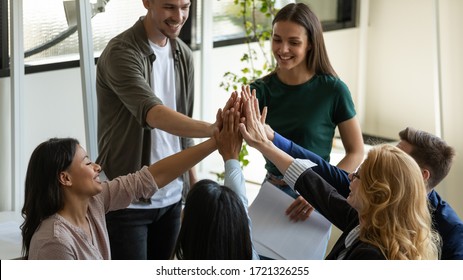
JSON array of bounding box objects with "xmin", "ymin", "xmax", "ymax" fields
[
  {"xmin": 214, "ymin": 107, "xmax": 243, "ymax": 161},
  {"xmin": 213, "ymin": 91, "xmax": 240, "ymax": 133},
  {"xmin": 238, "ymin": 87, "xmax": 270, "ymax": 150}
]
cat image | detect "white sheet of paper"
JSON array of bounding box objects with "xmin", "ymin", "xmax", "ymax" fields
[{"xmin": 249, "ymin": 181, "xmax": 332, "ymax": 260}]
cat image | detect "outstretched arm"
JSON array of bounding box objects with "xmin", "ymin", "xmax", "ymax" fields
[
  {"xmin": 216, "ymin": 100, "xmax": 260, "ymax": 260},
  {"xmin": 268, "ymin": 126, "xmax": 350, "ymax": 198},
  {"xmin": 146, "ymin": 91, "xmax": 239, "ymax": 138},
  {"xmin": 148, "ymin": 131, "xmax": 216, "ymax": 189},
  {"xmin": 146, "ymin": 105, "xmax": 214, "ymax": 138},
  {"xmin": 214, "ymin": 102, "xmax": 246, "ymax": 201}
]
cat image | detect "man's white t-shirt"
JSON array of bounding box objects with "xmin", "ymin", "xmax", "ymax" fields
[{"xmin": 129, "ymin": 39, "xmax": 183, "ymax": 209}]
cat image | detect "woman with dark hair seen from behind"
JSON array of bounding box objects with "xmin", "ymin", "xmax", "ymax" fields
[
  {"xmin": 175, "ymin": 101, "xmax": 258, "ymax": 260},
  {"xmin": 175, "ymin": 179, "xmax": 253, "ymax": 259}
]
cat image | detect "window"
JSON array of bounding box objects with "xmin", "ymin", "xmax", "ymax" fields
[
  {"xmin": 23, "ymin": 0, "xmax": 146, "ymax": 64},
  {"xmin": 0, "ymin": 0, "xmax": 356, "ymax": 76},
  {"xmin": 0, "ymin": 0, "xmax": 146, "ymax": 76},
  {"xmin": 194, "ymin": 0, "xmax": 357, "ymax": 48}
]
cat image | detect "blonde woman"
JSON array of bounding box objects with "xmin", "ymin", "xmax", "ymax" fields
[{"xmin": 239, "ymin": 91, "xmax": 440, "ymax": 259}]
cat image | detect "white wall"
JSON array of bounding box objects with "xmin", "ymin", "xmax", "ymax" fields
[
  {"xmin": 364, "ymin": 0, "xmax": 436, "ymax": 137},
  {"xmin": 363, "ymin": 0, "xmax": 463, "ymax": 216},
  {"xmin": 0, "ymin": 68, "xmax": 86, "ymax": 211}
]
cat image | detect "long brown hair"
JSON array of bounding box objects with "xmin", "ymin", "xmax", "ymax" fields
[{"xmin": 21, "ymin": 138, "xmax": 79, "ymax": 258}]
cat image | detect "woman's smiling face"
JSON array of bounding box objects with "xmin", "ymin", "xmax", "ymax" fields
[
  {"xmin": 62, "ymin": 145, "xmax": 102, "ymax": 197},
  {"xmin": 272, "ymin": 20, "xmax": 311, "ymax": 71}
]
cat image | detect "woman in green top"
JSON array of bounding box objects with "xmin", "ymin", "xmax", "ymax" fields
[{"xmin": 251, "ymin": 3, "xmax": 364, "ymax": 223}]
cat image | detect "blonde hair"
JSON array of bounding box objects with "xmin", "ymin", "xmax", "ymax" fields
[{"xmin": 357, "ymin": 144, "xmax": 441, "ymax": 259}]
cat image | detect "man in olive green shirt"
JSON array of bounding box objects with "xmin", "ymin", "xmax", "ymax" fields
[{"xmin": 96, "ymin": 0, "xmax": 212, "ymax": 260}]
